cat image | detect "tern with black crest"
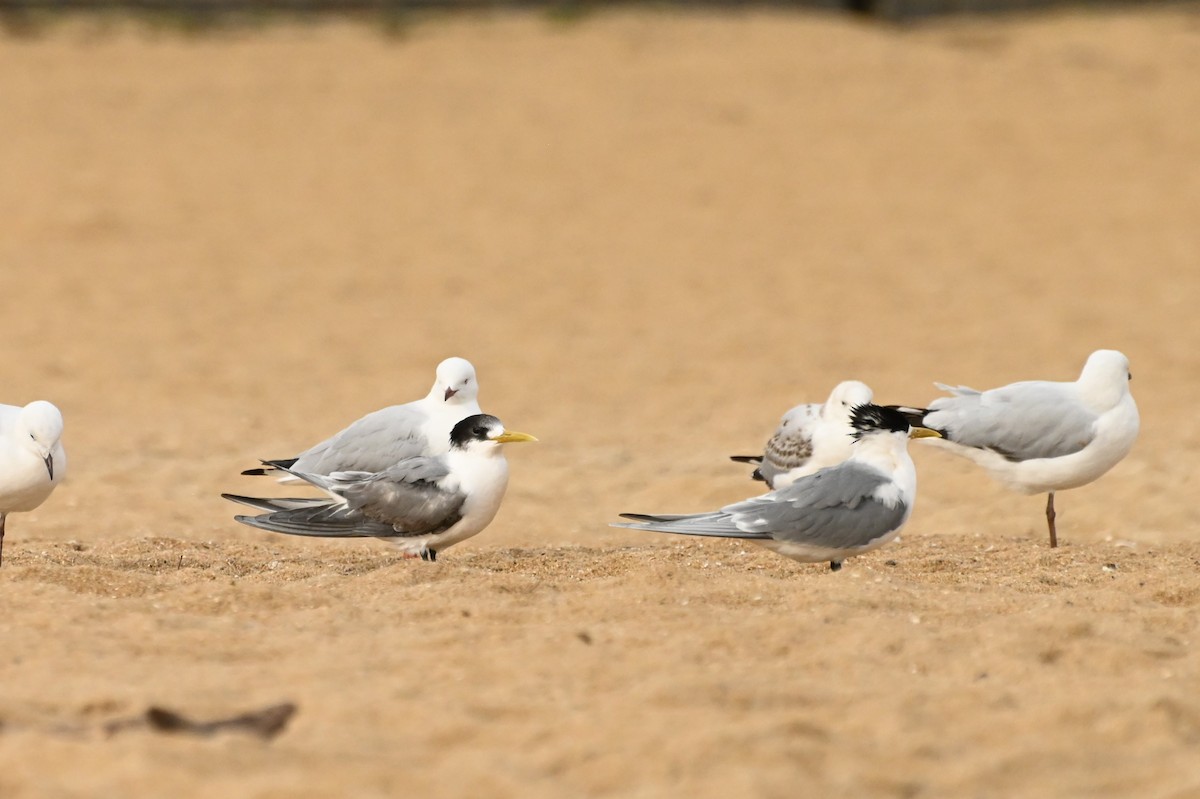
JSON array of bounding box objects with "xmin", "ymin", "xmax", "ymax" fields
[
  {"xmin": 617, "ymin": 404, "xmax": 939, "ymax": 571},
  {"xmin": 225, "ymin": 414, "xmax": 535, "ymax": 561}
]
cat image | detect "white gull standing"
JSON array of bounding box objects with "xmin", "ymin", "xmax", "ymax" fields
[
  {"xmin": 225, "ymin": 414, "xmax": 535, "ymax": 561},
  {"xmin": 617, "ymin": 404, "xmax": 940, "ymax": 571},
  {"xmin": 730, "ymin": 380, "xmax": 875, "ymax": 489},
  {"xmin": 0, "ymin": 400, "xmax": 66, "ymax": 567},
  {"xmin": 243, "ymin": 357, "xmax": 481, "ymax": 482},
  {"xmin": 894, "ymin": 349, "xmax": 1139, "ymax": 548}
]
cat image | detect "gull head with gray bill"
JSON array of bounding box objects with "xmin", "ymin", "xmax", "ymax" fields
[{"xmin": 434, "ymin": 357, "xmax": 478, "ymax": 404}]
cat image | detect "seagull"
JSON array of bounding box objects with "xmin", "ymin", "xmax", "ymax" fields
[
  {"xmin": 615, "ymin": 404, "xmax": 940, "ymax": 571},
  {"xmin": 893, "ymin": 349, "xmax": 1139, "ymax": 548},
  {"xmin": 730, "ymin": 380, "xmax": 875, "ymax": 488},
  {"xmin": 224, "ymin": 414, "xmax": 535, "ymax": 561},
  {"xmin": 0, "ymin": 400, "xmax": 66, "ymax": 567},
  {"xmin": 242, "ymin": 357, "xmax": 481, "ymax": 482}
]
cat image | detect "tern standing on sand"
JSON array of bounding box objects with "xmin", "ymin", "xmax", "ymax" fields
[
  {"xmin": 618, "ymin": 404, "xmax": 939, "ymax": 572},
  {"xmin": 225, "ymin": 414, "xmax": 535, "ymax": 561}
]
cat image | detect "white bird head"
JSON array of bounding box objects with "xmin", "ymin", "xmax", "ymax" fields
[
  {"xmin": 823, "ymin": 381, "xmax": 874, "ymax": 420},
  {"xmin": 449, "ymin": 414, "xmax": 536, "ymax": 454},
  {"xmin": 18, "ymin": 400, "xmax": 64, "ymax": 480},
  {"xmin": 1077, "ymin": 349, "xmax": 1133, "ymax": 411},
  {"xmin": 433, "ymin": 357, "xmax": 479, "ymax": 405}
]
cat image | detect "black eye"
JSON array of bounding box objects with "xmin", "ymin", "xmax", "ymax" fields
[
  {"xmin": 473, "ymin": 426, "xmax": 489, "ymax": 437},
  {"xmin": 1128, "ymin": 371, "xmax": 1133, "ymax": 381}
]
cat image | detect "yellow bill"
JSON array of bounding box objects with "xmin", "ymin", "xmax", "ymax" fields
[{"xmin": 494, "ymin": 430, "xmax": 538, "ymax": 444}]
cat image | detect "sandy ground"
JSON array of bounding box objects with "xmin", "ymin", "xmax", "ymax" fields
[{"xmin": 1, "ymin": 6, "xmax": 1199, "ymax": 797}]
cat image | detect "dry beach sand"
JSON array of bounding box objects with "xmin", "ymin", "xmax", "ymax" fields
[{"xmin": 1, "ymin": 6, "xmax": 1199, "ymax": 796}]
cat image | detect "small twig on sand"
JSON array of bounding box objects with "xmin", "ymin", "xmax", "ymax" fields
[{"xmin": 104, "ymin": 702, "xmax": 297, "ymax": 740}]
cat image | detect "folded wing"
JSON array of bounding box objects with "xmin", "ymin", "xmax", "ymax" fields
[
  {"xmin": 617, "ymin": 461, "xmax": 907, "ymax": 551},
  {"xmin": 230, "ymin": 457, "xmax": 467, "ymax": 539},
  {"xmin": 925, "ymin": 381, "xmax": 1097, "ymax": 462}
]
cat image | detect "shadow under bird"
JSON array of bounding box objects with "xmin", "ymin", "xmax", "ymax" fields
[
  {"xmin": 730, "ymin": 380, "xmax": 875, "ymax": 488},
  {"xmin": 224, "ymin": 414, "xmax": 535, "ymax": 561},
  {"xmin": 0, "ymin": 400, "xmax": 66, "ymax": 567},
  {"xmin": 891, "ymin": 349, "xmax": 1138, "ymax": 548},
  {"xmin": 241, "ymin": 357, "xmax": 482, "ymax": 482},
  {"xmin": 616, "ymin": 404, "xmax": 940, "ymax": 571}
]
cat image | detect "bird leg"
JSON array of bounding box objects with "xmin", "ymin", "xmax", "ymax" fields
[
  {"xmin": 421, "ymin": 549, "xmax": 438, "ymax": 563},
  {"xmin": 0, "ymin": 514, "xmax": 6, "ymax": 568},
  {"xmin": 829, "ymin": 560, "xmax": 842, "ymax": 572},
  {"xmin": 1045, "ymin": 492, "xmax": 1057, "ymax": 549}
]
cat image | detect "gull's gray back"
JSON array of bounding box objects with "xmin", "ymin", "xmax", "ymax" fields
[
  {"xmin": 926, "ymin": 381, "xmax": 1097, "ymax": 462},
  {"xmin": 295, "ymin": 404, "xmax": 430, "ymax": 475}
]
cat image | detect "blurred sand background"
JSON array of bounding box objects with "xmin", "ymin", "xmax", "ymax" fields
[{"xmin": 1, "ymin": 6, "xmax": 1199, "ymax": 796}]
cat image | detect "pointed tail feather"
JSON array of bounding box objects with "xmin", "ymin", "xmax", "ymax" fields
[
  {"xmin": 612, "ymin": 512, "xmax": 769, "ymax": 540},
  {"xmin": 241, "ymin": 457, "xmax": 299, "ymax": 477},
  {"xmin": 934, "ymin": 382, "xmax": 981, "ymax": 397},
  {"xmin": 221, "ymin": 494, "xmax": 332, "ymax": 513},
  {"xmin": 619, "ymin": 512, "xmax": 694, "ymax": 523},
  {"xmin": 244, "ymin": 460, "xmax": 344, "ymax": 493},
  {"xmin": 729, "ymin": 455, "xmax": 767, "ymax": 483}
]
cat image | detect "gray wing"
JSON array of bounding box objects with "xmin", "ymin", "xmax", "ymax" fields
[
  {"xmin": 925, "ymin": 380, "xmax": 1097, "ymax": 462},
  {"xmin": 615, "ymin": 462, "xmax": 907, "ymax": 550},
  {"xmin": 234, "ymin": 507, "xmax": 400, "ymax": 538},
  {"xmin": 336, "ymin": 459, "xmax": 465, "ymax": 534},
  {"xmin": 233, "ymin": 457, "xmax": 466, "ymax": 539},
  {"xmin": 723, "ymin": 462, "xmax": 908, "ymax": 550},
  {"xmin": 292, "ymin": 404, "xmax": 431, "ymax": 474},
  {"xmin": 756, "ymin": 403, "xmax": 820, "ymax": 485}
]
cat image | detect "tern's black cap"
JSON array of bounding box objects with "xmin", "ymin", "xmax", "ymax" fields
[
  {"xmin": 450, "ymin": 414, "xmax": 503, "ymax": 448},
  {"xmin": 849, "ymin": 403, "xmax": 911, "ymax": 437}
]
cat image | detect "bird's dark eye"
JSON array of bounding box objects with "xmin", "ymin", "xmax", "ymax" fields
[
  {"xmin": 1128, "ymin": 371, "xmax": 1133, "ymax": 381},
  {"xmin": 473, "ymin": 426, "xmax": 489, "ymax": 437}
]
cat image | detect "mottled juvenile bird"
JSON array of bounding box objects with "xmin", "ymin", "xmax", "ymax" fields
[
  {"xmin": 730, "ymin": 380, "xmax": 875, "ymax": 488},
  {"xmin": 225, "ymin": 414, "xmax": 535, "ymax": 561},
  {"xmin": 618, "ymin": 404, "xmax": 939, "ymax": 571},
  {"xmin": 0, "ymin": 400, "xmax": 66, "ymax": 567},
  {"xmin": 894, "ymin": 349, "xmax": 1139, "ymax": 548}
]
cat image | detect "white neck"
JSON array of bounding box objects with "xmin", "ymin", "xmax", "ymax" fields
[{"xmin": 849, "ymin": 431, "xmax": 912, "ymax": 475}]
